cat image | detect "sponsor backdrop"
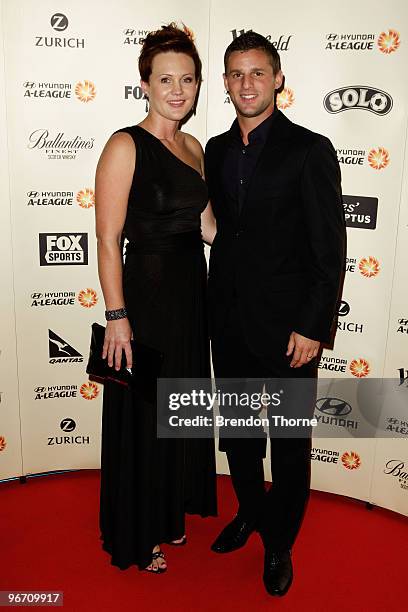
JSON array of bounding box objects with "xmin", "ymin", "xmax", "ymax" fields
[{"xmin": 0, "ymin": 0, "xmax": 407, "ymax": 516}]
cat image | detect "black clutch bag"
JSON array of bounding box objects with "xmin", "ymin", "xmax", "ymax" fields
[{"xmin": 86, "ymin": 322, "xmax": 163, "ymax": 402}]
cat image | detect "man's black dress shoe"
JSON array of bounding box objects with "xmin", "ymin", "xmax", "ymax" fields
[
  {"xmin": 263, "ymin": 549, "xmax": 293, "ymax": 596},
  {"xmin": 211, "ymin": 515, "xmax": 256, "ymax": 553}
]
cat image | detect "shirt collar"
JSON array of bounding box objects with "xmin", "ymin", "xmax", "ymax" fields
[{"xmin": 229, "ymin": 107, "xmax": 279, "ymax": 146}]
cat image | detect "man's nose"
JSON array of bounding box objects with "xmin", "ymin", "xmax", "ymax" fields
[{"xmin": 241, "ymin": 74, "xmax": 254, "ymax": 90}]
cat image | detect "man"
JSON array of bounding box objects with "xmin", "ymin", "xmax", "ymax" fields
[{"xmin": 205, "ymin": 32, "xmax": 346, "ymax": 596}]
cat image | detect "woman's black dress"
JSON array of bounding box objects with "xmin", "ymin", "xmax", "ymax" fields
[{"xmin": 99, "ymin": 126, "xmax": 217, "ymax": 570}]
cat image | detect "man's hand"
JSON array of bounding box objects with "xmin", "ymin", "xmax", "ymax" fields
[{"xmin": 286, "ymin": 332, "xmax": 320, "ymax": 368}]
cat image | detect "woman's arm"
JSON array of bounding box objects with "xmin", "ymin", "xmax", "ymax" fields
[
  {"xmin": 201, "ymin": 201, "xmax": 217, "ymax": 245},
  {"xmin": 95, "ymin": 131, "xmax": 135, "ymax": 370},
  {"xmin": 184, "ymin": 132, "xmax": 217, "ymax": 245}
]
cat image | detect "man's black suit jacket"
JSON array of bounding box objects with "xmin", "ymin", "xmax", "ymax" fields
[{"xmin": 205, "ymin": 110, "xmax": 346, "ymax": 356}]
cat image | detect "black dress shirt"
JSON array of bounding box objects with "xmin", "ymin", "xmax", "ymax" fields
[{"xmin": 222, "ymin": 110, "xmax": 278, "ymax": 215}]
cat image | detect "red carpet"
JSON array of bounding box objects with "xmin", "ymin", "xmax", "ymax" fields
[{"xmin": 0, "ymin": 471, "xmax": 406, "ymax": 611}]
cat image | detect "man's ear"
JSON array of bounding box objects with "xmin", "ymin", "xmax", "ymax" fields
[
  {"xmin": 275, "ymin": 71, "xmax": 285, "ymax": 94},
  {"xmin": 223, "ymin": 73, "xmax": 228, "ymax": 93},
  {"xmin": 275, "ymin": 70, "xmax": 284, "ymax": 91}
]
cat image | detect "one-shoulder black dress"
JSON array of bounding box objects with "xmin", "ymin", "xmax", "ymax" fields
[{"xmin": 99, "ymin": 125, "xmax": 217, "ymax": 570}]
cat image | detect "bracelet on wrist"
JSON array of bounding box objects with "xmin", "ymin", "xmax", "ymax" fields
[{"xmin": 105, "ymin": 307, "xmax": 127, "ymax": 321}]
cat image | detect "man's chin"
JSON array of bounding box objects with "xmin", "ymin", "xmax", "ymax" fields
[{"xmin": 235, "ymin": 103, "xmax": 269, "ymax": 119}]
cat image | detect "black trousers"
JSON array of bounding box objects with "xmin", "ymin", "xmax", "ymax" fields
[{"xmin": 211, "ymin": 299, "xmax": 317, "ymax": 552}]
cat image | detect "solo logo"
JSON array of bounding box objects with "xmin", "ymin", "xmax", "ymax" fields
[
  {"xmin": 323, "ymin": 86, "xmax": 392, "ymax": 115},
  {"xmin": 48, "ymin": 329, "xmax": 83, "ymax": 364},
  {"xmin": 39, "ymin": 233, "xmax": 88, "ymax": 265}
]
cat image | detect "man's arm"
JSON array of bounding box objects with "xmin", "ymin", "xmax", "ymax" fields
[{"xmin": 289, "ymin": 135, "xmax": 346, "ymax": 366}]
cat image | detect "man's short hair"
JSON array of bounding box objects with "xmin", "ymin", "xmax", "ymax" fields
[{"xmin": 224, "ymin": 31, "xmax": 281, "ymax": 75}]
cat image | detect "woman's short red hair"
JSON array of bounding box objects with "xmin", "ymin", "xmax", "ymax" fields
[{"xmin": 139, "ymin": 23, "xmax": 202, "ymax": 83}]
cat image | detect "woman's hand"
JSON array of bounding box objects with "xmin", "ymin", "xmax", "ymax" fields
[{"xmin": 102, "ymin": 318, "xmax": 133, "ymax": 370}]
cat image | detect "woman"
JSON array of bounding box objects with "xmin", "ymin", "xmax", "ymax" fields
[{"xmin": 95, "ymin": 23, "xmax": 217, "ymax": 573}]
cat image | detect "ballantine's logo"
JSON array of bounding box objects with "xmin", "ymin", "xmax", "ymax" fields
[
  {"xmin": 323, "ymin": 86, "xmax": 392, "ymax": 115},
  {"xmin": 377, "ymin": 29, "xmax": 400, "ymax": 54},
  {"xmin": 384, "ymin": 460, "xmax": 408, "ymax": 491},
  {"xmin": 75, "ymin": 80, "xmax": 96, "ymax": 102},
  {"xmin": 359, "ymin": 256, "xmax": 380, "ymax": 278},
  {"xmin": 341, "ymin": 451, "xmax": 361, "ymax": 470},
  {"xmin": 77, "ymin": 288, "xmax": 98, "ymax": 308},
  {"xmin": 368, "ymin": 147, "xmax": 389, "ymax": 170},
  {"xmin": 0, "ymin": 436, "xmax": 6, "ymax": 452},
  {"xmin": 276, "ymin": 87, "xmax": 294, "ymax": 110},
  {"xmin": 76, "ymin": 188, "xmax": 95, "ymax": 208},
  {"xmin": 28, "ymin": 129, "xmax": 95, "ymax": 161},
  {"xmin": 231, "ymin": 28, "xmax": 292, "ymax": 51},
  {"xmin": 80, "ymin": 382, "xmax": 99, "ymax": 400},
  {"xmin": 349, "ymin": 358, "xmax": 370, "ymax": 378}
]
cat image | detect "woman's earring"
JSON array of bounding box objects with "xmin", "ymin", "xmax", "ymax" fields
[{"xmin": 144, "ymin": 94, "xmax": 149, "ymax": 113}]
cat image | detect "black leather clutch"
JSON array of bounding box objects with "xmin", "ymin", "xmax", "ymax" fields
[{"xmin": 86, "ymin": 322, "xmax": 163, "ymax": 402}]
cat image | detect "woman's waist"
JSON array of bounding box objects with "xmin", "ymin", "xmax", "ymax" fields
[{"xmin": 125, "ymin": 229, "xmax": 203, "ymax": 254}]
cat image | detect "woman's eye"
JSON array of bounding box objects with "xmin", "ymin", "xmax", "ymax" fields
[
  {"xmin": 184, "ymin": 77, "xmax": 193, "ymax": 83},
  {"xmin": 161, "ymin": 77, "xmax": 170, "ymax": 83}
]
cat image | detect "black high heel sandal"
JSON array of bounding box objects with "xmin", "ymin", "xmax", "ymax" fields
[{"xmin": 143, "ymin": 549, "xmax": 167, "ymax": 574}]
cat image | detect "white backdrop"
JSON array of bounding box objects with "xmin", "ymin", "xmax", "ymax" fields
[{"xmin": 0, "ymin": 0, "xmax": 407, "ymax": 517}]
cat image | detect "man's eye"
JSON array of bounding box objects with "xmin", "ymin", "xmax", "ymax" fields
[
  {"xmin": 232, "ymin": 73, "xmax": 241, "ymax": 78},
  {"xmin": 254, "ymin": 72, "xmax": 264, "ymax": 77}
]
